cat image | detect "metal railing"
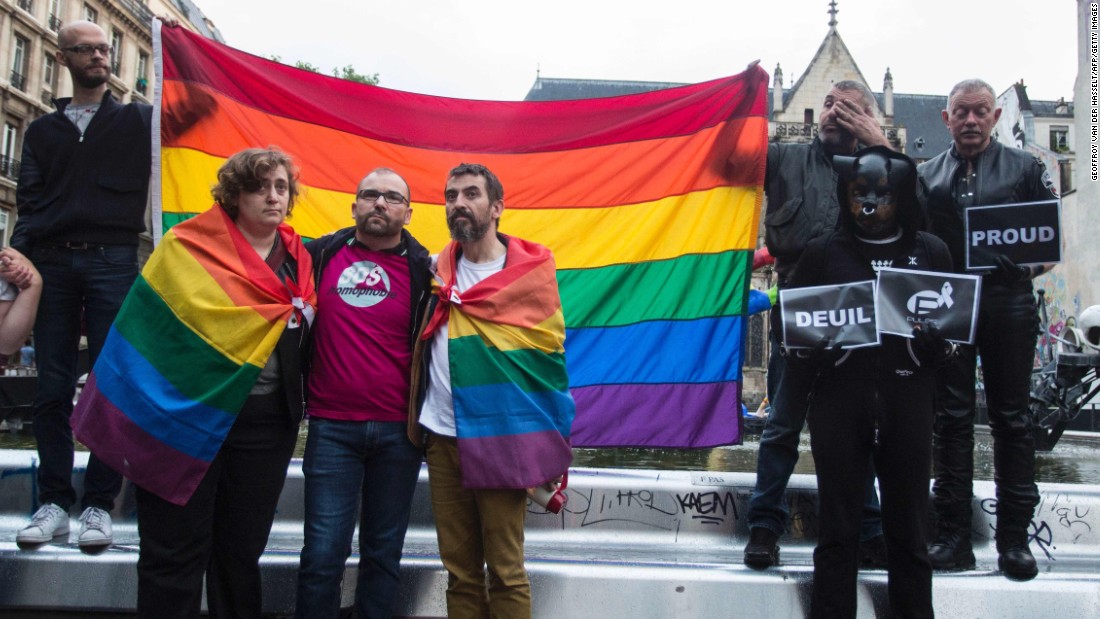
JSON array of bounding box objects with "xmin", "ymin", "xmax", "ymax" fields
[
  {"xmin": 40, "ymin": 88, "xmax": 52, "ymax": 105},
  {"xmin": 117, "ymin": 0, "xmax": 154, "ymax": 25},
  {"xmin": 9, "ymin": 71, "xmax": 26, "ymax": 92},
  {"xmin": 135, "ymin": 78, "xmax": 148, "ymax": 95},
  {"xmin": 771, "ymin": 121, "xmax": 901, "ymax": 145},
  {"xmin": 48, "ymin": 14, "xmax": 62, "ymax": 32},
  {"xmin": 16, "ymin": 0, "xmax": 32, "ymax": 14},
  {"xmin": 0, "ymin": 156, "xmax": 21, "ymax": 181}
]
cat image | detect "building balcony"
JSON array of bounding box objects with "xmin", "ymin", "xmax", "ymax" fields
[
  {"xmin": 118, "ymin": 0, "xmax": 155, "ymax": 25},
  {"xmin": 771, "ymin": 121, "xmax": 902, "ymax": 147},
  {"xmin": 0, "ymin": 156, "xmax": 21, "ymax": 181},
  {"xmin": 16, "ymin": 0, "xmax": 33, "ymax": 14},
  {"xmin": 10, "ymin": 71, "xmax": 26, "ymax": 92},
  {"xmin": 135, "ymin": 78, "xmax": 148, "ymax": 96},
  {"xmin": 110, "ymin": 61, "xmax": 121, "ymax": 76},
  {"xmin": 41, "ymin": 89, "xmax": 53, "ymax": 105},
  {"xmin": 48, "ymin": 14, "xmax": 62, "ymax": 32}
]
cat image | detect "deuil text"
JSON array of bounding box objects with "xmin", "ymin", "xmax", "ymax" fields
[
  {"xmin": 795, "ymin": 308, "xmax": 873, "ymax": 328},
  {"xmin": 779, "ymin": 280, "xmax": 879, "ymax": 349}
]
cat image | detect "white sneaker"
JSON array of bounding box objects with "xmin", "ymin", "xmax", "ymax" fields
[
  {"xmin": 17, "ymin": 503, "xmax": 70, "ymax": 545},
  {"xmin": 77, "ymin": 507, "xmax": 113, "ymax": 551}
]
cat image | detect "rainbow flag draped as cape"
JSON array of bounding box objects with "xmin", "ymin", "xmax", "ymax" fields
[
  {"xmin": 422, "ymin": 236, "xmax": 574, "ymax": 489},
  {"xmin": 156, "ymin": 24, "xmax": 767, "ymax": 448},
  {"xmin": 72, "ymin": 206, "xmax": 317, "ymax": 505}
]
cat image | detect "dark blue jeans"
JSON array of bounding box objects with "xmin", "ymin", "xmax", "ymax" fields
[
  {"xmin": 31, "ymin": 243, "xmax": 138, "ymax": 512},
  {"xmin": 748, "ymin": 329, "xmax": 883, "ymax": 540},
  {"xmin": 295, "ymin": 418, "xmax": 423, "ymax": 619}
]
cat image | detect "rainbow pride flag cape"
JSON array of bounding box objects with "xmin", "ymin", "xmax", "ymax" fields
[
  {"xmin": 72, "ymin": 206, "xmax": 316, "ymax": 505},
  {"xmin": 155, "ymin": 24, "xmax": 767, "ymax": 448},
  {"xmin": 422, "ymin": 236, "xmax": 574, "ymax": 488}
]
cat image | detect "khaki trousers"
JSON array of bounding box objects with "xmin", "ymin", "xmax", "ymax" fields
[{"xmin": 426, "ymin": 434, "xmax": 531, "ymax": 619}]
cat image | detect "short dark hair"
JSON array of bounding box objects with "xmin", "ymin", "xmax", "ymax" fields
[
  {"xmin": 211, "ymin": 147, "xmax": 300, "ymax": 219},
  {"xmin": 831, "ymin": 80, "xmax": 877, "ymax": 111},
  {"xmin": 948, "ymin": 78, "xmax": 996, "ymax": 104},
  {"xmin": 447, "ymin": 162, "xmax": 504, "ymax": 204}
]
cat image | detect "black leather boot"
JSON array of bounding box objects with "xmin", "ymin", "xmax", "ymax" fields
[
  {"xmin": 928, "ymin": 524, "xmax": 975, "ymax": 571},
  {"xmin": 997, "ymin": 529, "xmax": 1038, "ymax": 581},
  {"xmin": 743, "ymin": 527, "xmax": 780, "ymax": 570}
]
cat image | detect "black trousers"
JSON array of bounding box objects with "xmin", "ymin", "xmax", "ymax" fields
[
  {"xmin": 136, "ymin": 391, "xmax": 298, "ymax": 619},
  {"xmin": 932, "ymin": 280, "xmax": 1040, "ymax": 538},
  {"xmin": 808, "ymin": 372, "xmax": 934, "ymax": 619}
]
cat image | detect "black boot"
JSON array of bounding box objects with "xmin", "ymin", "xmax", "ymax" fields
[
  {"xmin": 928, "ymin": 523, "xmax": 975, "ymax": 571},
  {"xmin": 743, "ymin": 527, "xmax": 780, "ymax": 570},
  {"xmin": 996, "ymin": 531, "xmax": 1038, "ymax": 581}
]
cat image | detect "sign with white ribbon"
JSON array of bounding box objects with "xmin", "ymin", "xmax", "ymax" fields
[{"xmin": 876, "ymin": 267, "xmax": 981, "ymax": 343}]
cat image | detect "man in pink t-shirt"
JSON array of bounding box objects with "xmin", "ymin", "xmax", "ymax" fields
[{"xmin": 295, "ymin": 168, "xmax": 433, "ymax": 619}]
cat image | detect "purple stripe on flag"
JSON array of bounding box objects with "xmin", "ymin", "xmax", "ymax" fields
[
  {"xmin": 457, "ymin": 430, "xmax": 573, "ymax": 489},
  {"xmin": 73, "ymin": 374, "xmax": 213, "ymax": 506},
  {"xmin": 570, "ymin": 382, "xmax": 742, "ymax": 448}
]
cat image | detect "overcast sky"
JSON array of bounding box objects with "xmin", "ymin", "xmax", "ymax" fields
[{"xmin": 198, "ymin": 0, "xmax": 1080, "ymax": 103}]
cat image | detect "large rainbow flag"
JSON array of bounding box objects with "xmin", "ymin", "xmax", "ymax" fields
[
  {"xmin": 73, "ymin": 207, "xmax": 316, "ymax": 504},
  {"xmin": 156, "ymin": 24, "xmax": 767, "ymax": 448}
]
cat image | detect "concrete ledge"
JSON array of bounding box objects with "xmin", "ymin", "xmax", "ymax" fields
[{"xmin": 2, "ymin": 450, "xmax": 1100, "ymax": 617}]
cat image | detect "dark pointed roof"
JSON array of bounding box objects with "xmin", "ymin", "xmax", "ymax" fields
[{"xmin": 524, "ymin": 77, "xmax": 685, "ymax": 102}]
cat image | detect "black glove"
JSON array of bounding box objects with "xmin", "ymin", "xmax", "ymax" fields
[
  {"xmin": 911, "ymin": 324, "xmax": 957, "ymax": 366},
  {"xmin": 991, "ymin": 255, "xmax": 1032, "ymax": 285},
  {"xmin": 790, "ymin": 336, "xmax": 843, "ymax": 369}
]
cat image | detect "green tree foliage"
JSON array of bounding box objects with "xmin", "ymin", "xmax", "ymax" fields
[{"xmin": 268, "ymin": 56, "xmax": 379, "ymax": 85}]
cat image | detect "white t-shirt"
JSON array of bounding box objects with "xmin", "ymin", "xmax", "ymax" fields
[
  {"xmin": 0, "ymin": 279, "xmax": 17, "ymax": 302},
  {"xmin": 419, "ymin": 253, "xmax": 505, "ymax": 437}
]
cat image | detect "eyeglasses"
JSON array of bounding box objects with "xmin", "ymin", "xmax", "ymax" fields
[
  {"xmin": 357, "ymin": 189, "xmax": 409, "ymax": 205},
  {"xmin": 61, "ymin": 44, "xmax": 114, "ymax": 56}
]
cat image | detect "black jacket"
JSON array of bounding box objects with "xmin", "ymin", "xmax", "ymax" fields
[
  {"xmin": 305, "ymin": 227, "xmax": 433, "ymax": 351},
  {"xmin": 12, "ymin": 91, "xmax": 152, "ymax": 253},
  {"xmin": 918, "ymin": 140, "xmax": 1057, "ymax": 274},
  {"xmin": 764, "ymin": 138, "xmax": 843, "ymax": 282}
]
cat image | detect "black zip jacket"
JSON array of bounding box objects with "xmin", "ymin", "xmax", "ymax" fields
[{"xmin": 12, "ymin": 91, "xmax": 152, "ymax": 253}]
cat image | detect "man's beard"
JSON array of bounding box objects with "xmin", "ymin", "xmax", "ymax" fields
[
  {"xmin": 73, "ymin": 69, "xmax": 109, "ymax": 89},
  {"xmin": 356, "ymin": 212, "xmax": 400, "ymax": 238},
  {"xmin": 820, "ymin": 127, "xmax": 856, "ymax": 154},
  {"xmin": 447, "ymin": 211, "xmax": 490, "ymax": 242}
]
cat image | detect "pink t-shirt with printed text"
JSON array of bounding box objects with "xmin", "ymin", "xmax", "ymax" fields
[{"xmin": 307, "ymin": 242, "xmax": 412, "ymax": 422}]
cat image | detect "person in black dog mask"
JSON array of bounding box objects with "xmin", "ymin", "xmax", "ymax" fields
[{"xmin": 785, "ymin": 146, "xmax": 954, "ymax": 619}]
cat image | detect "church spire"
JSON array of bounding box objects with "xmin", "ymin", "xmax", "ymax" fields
[{"xmin": 828, "ymin": 0, "xmax": 839, "ymax": 30}]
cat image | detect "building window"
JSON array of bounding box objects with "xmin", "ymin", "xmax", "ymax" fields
[
  {"xmin": 746, "ymin": 313, "xmax": 766, "ymax": 368},
  {"xmin": 135, "ymin": 51, "xmax": 149, "ymax": 95},
  {"xmin": 804, "ymin": 109, "xmax": 814, "ymax": 125},
  {"xmin": 48, "ymin": 0, "xmax": 64, "ymax": 32},
  {"xmin": 1050, "ymin": 126, "xmax": 1069, "ymax": 153},
  {"xmin": 1, "ymin": 123, "xmax": 20, "ymax": 181},
  {"xmin": 17, "ymin": 0, "xmax": 34, "ymax": 14},
  {"xmin": 1061, "ymin": 160, "xmax": 1073, "ymax": 194},
  {"xmin": 42, "ymin": 54, "xmax": 57, "ymax": 104},
  {"xmin": 11, "ymin": 36, "xmax": 29, "ymax": 92},
  {"xmin": 84, "ymin": 3, "xmax": 97, "ymax": 23},
  {"xmin": 0, "ymin": 210, "xmax": 9, "ymax": 248},
  {"xmin": 110, "ymin": 29, "xmax": 123, "ymax": 75}
]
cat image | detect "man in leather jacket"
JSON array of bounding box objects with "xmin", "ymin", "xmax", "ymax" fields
[
  {"xmin": 744, "ymin": 81, "xmax": 892, "ymax": 569},
  {"xmin": 918, "ymin": 78, "xmax": 1058, "ymax": 581}
]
